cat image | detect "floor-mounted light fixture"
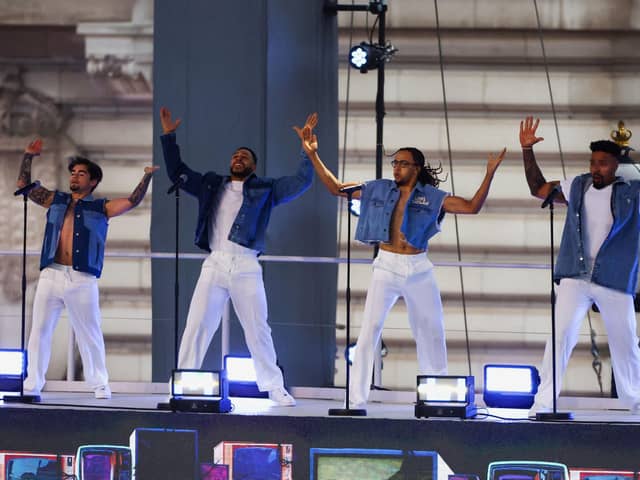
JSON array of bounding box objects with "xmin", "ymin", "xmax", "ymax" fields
[
  {"xmin": 170, "ymin": 369, "xmax": 231, "ymax": 413},
  {"xmin": 415, "ymin": 375, "xmax": 476, "ymax": 419},
  {"xmin": 483, "ymin": 364, "xmax": 540, "ymax": 409}
]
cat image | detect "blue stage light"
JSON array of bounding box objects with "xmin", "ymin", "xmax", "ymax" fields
[
  {"xmin": 224, "ymin": 355, "xmax": 269, "ymax": 398},
  {"xmin": 225, "ymin": 356, "xmax": 258, "ymax": 383},
  {"xmin": 483, "ymin": 364, "xmax": 540, "ymax": 409},
  {"xmin": 0, "ymin": 349, "xmax": 26, "ymax": 393}
]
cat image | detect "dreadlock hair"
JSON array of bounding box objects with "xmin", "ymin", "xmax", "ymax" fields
[
  {"xmin": 589, "ymin": 140, "xmax": 622, "ymax": 161},
  {"xmin": 68, "ymin": 156, "xmax": 103, "ymax": 193},
  {"xmin": 392, "ymin": 147, "xmax": 446, "ymax": 187}
]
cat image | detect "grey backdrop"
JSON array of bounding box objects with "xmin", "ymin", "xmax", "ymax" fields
[{"xmin": 151, "ymin": 0, "xmax": 339, "ymax": 387}]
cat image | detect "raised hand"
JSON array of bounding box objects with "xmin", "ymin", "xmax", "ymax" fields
[
  {"xmin": 25, "ymin": 138, "xmax": 43, "ymax": 156},
  {"xmin": 519, "ymin": 116, "xmax": 544, "ymax": 148},
  {"xmin": 487, "ymin": 147, "xmax": 507, "ymax": 175},
  {"xmin": 292, "ymin": 113, "xmax": 318, "ymax": 155},
  {"xmin": 160, "ymin": 106, "xmax": 182, "ymax": 134}
]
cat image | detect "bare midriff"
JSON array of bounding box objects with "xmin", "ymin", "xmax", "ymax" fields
[
  {"xmin": 53, "ymin": 201, "xmax": 76, "ymax": 266},
  {"xmin": 378, "ymin": 190, "xmax": 425, "ymax": 255}
]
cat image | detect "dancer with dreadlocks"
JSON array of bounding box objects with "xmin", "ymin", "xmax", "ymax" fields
[{"xmin": 294, "ymin": 113, "xmax": 506, "ymax": 408}]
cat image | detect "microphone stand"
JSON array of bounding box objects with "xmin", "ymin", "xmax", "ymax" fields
[
  {"xmin": 4, "ymin": 183, "xmax": 41, "ymax": 403},
  {"xmin": 536, "ymin": 188, "xmax": 573, "ymax": 420},
  {"xmin": 329, "ymin": 189, "xmax": 367, "ymax": 416},
  {"xmin": 158, "ymin": 176, "xmax": 183, "ymax": 410}
]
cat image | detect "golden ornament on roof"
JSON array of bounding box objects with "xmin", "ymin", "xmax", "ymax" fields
[{"xmin": 611, "ymin": 120, "xmax": 632, "ymax": 147}]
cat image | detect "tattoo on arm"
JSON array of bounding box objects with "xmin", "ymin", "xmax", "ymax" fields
[
  {"xmin": 17, "ymin": 153, "xmax": 34, "ymax": 187},
  {"xmin": 522, "ymin": 148, "xmax": 547, "ymax": 196},
  {"xmin": 19, "ymin": 154, "xmax": 54, "ymax": 206},
  {"xmin": 28, "ymin": 186, "xmax": 55, "ymax": 206},
  {"xmin": 128, "ymin": 172, "xmax": 153, "ymax": 207}
]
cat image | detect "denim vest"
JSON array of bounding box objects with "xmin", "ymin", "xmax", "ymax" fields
[
  {"xmin": 355, "ymin": 179, "xmax": 448, "ymax": 250},
  {"xmin": 555, "ymin": 173, "xmax": 640, "ymax": 294},
  {"xmin": 40, "ymin": 192, "xmax": 109, "ymax": 278},
  {"xmin": 161, "ymin": 133, "xmax": 313, "ymax": 253}
]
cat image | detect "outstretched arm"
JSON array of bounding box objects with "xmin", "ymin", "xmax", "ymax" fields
[
  {"xmin": 104, "ymin": 166, "xmax": 160, "ymax": 218},
  {"xmin": 520, "ymin": 116, "xmax": 564, "ymax": 202},
  {"xmin": 292, "ymin": 112, "xmax": 361, "ymax": 198},
  {"xmin": 17, "ymin": 138, "xmax": 55, "ymax": 208},
  {"xmin": 159, "ymin": 106, "xmax": 203, "ymax": 196},
  {"xmin": 443, "ymin": 148, "xmax": 506, "ymax": 214}
]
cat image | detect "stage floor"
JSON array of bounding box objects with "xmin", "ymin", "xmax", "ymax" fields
[{"xmin": 3, "ymin": 381, "xmax": 640, "ymax": 424}]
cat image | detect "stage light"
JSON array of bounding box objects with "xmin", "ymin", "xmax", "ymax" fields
[
  {"xmin": 224, "ymin": 355, "xmax": 268, "ymax": 398},
  {"xmin": 483, "ymin": 364, "xmax": 540, "ymax": 409},
  {"xmin": 0, "ymin": 349, "xmax": 26, "ymax": 393},
  {"xmin": 415, "ymin": 375, "xmax": 476, "ymax": 419},
  {"xmin": 169, "ymin": 369, "xmax": 231, "ymax": 413},
  {"xmin": 345, "ymin": 343, "xmax": 357, "ymax": 365},
  {"xmin": 349, "ymin": 198, "xmax": 361, "ymax": 216},
  {"xmin": 345, "ymin": 340, "xmax": 387, "ymax": 366},
  {"xmin": 348, "ymin": 41, "xmax": 397, "ymax": 73}
]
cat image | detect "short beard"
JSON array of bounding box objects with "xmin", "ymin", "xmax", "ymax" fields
[{"xmin": 230, "ymin": 166, "xmax": 253, "ymax": 179}]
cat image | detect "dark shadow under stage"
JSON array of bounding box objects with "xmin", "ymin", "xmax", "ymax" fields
[{"xmin": 2, "ymin": 383, "xmax": 640, "ymax": 478}]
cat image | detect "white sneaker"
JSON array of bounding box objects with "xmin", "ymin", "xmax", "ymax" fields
[
  {"xmin": 268, "ymin": 387, "xmax": 296, "ymax": 406},
  {"xmin": 94, "ymin": 385, "xmax": 112, "ymax": 399}
]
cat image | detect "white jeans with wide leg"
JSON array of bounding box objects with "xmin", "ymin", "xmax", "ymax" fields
[
  {"xmin": 177, "ymin": 251, "xmax": 284, "ymax": 392},
  {"xmin": 349, "ymin": 250, "xmax": 448, "ymax": 408},
  {"xmin": 535, "ymin": 277, "xmax": 640, "ymax": 410},
  {"xmin": 24, "ymin": 264, "xmax": 109, "ymax": 393}
]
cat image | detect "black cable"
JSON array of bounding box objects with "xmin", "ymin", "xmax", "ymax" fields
[
  {"xmin": 433, "ymin": 0, "xmax": 472, "ymax": 377},
  {"xmin": 369, "ymin": 14, "xmax": 379, "ymax": 44},
  {"xmin": 338, "ymin": 0, "xmax": 356, "ymax": 247},
  {"xmin": 532, "ymin": 0, "xmax": 566, "ymax": 179},
  {"xmin": 532, "ymin": 0, "xmax": 602, "ymax": 394}
]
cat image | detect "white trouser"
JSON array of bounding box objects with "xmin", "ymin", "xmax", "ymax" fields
[
  {"xmin": 24, "ymin": 264, "xmax": 109, "ymax": 392},
  {"xmin": 535, "ymin": 278, "xmax": 640, "ymax": 409},
  {"xmin": 350, "ymin": 249, "xmax": 448, "ymax": 407},
  {"xmin": 177, "ymin": 251, "xmax": 284, "ymax": 392}
]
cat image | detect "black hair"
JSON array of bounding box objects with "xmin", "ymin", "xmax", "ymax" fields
[
  {"xmin": 236, "ymin": 146, "xmax": 258, "ymax": 165},
  {"xmin": 589, "ymin": 140, "xmax": 622, "ymax": 160},
  {"xmin": 68, "ymin": 156, "xmax": 103, "ymax": 192},
  {"xmin": 392, "ymin": 147, "xmax": 446, "ymax": 187}
]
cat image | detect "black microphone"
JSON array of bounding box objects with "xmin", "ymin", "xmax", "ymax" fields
[
  {"xmin": 541, "ymin": 184, "xmax": 561, "ymax": 209},
  {"xmin": 339, "ymin": 184, "xmax": 363, "ymax": 195},
  {"xmin": 167, "ymin": 174, "xmax": 187, "ymax": 194},
  {"xmin": 14, "ymin": 180, "xmax": 41, "ymax": 196}
]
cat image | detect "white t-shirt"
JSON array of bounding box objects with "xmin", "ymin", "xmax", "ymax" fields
[
  {"xmin": 209, "ymin": 180, "xmax": 259, "ymax": 255},
  {"xmin": 560, "ymin": 176, "xmax": 613, "ymax": 274}
]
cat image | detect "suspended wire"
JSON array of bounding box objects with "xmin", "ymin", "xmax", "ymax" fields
[
  {"xmin": 532, "ymin": 0, "xmax": 566, "ymax": 179},
  {"xmin": 433, "ymin": 0, "xmax": 472, "ymax": 377},
  {"xmin": 532, "ymin": 0, "xmax": 601, "ymax": 391},
  {"xmin": 337, "ymin": 0, "xmax": 356, "ymax": 248},
  {"xmin": 369, "ymin": 14, "xmax": 380, "ymax": 44}
]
